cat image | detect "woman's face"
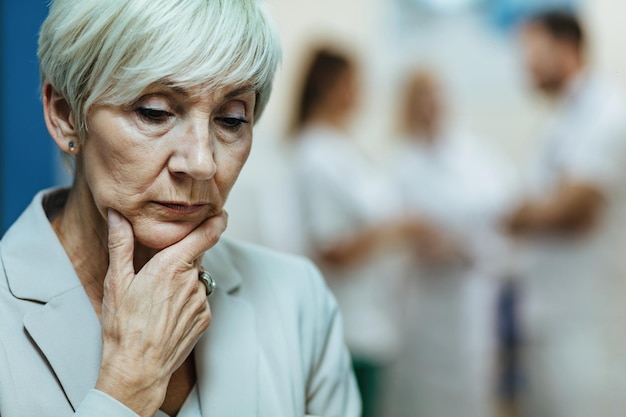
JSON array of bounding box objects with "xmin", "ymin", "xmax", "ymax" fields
[
  {"xmin": 79, "ymin": 83, "xmax": 255, "ymax": 250},
  {"xmin": 406, "ymin": 78, "xmax": 443, "ymax": 140},
  {"xmin": 338, "ymin": 67, "xmax": 360, "ymax": 113}
]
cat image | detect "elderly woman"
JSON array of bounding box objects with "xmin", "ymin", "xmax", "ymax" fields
[{"xmin": 0, "ymin": 1, "xmax": 360, "ymax": 416}]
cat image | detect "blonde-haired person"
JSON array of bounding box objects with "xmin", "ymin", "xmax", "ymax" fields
[
  {"xmin": 387, "ymin": 69, "xmax": 516, "ymax": 417},
  {"xmin": 0, "ymin": 1, "xmax": 360, "ymax": 417}
]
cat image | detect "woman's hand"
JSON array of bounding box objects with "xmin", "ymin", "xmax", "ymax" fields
[{"xmin": 94, "ymin": 209, "xmax": 227, "ymax": 417}]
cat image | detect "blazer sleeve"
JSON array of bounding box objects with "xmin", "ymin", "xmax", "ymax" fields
[
  {"xmin": 74, "ymin": 390, "xmax": 140, "ymax": 417},
  {"xmin": 302, "ymin": 262, "xmax": 362, "ymax": 417}
]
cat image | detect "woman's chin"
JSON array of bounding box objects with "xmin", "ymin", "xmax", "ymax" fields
[{"xmin": 132, "ymin": 221, "xmax": 202, "ymax": 251}]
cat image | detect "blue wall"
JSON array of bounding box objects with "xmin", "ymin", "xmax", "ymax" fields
[{"xmin": 1, "ymin": 1, "xmax": 57, "ymax": 235}]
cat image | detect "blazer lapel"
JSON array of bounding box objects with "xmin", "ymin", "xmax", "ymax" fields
[
  {"xmin": 195, "ymin": 241, "xmax": 258, "ymax": 416},
  {"xmin": 23, "ymin": 287, "xmax": 102, "ymax": 411},
  {"xmin": 2, "ymin": 189, "xmax": 103, "ymax": 411}
]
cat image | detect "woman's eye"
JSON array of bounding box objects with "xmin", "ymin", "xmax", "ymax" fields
[
  {"xmin": 218, "ymin": 117, "xmax": 250, "ymax": 131},
  {"xmin": 136, "ymin": 107, "xmax": 173, "ymax": 123}
]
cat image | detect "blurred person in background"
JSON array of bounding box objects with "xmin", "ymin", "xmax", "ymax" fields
[
  {"xmin": 290, "ymin": 47, "xmax": 434, "ymax": 417},
  {"xmin": 506, "ymin": 10, "xmax": 626, "ymax": 417},
  {"xmin": 387, "ymin": 69, "xmax": 516, "ymax": 417}
]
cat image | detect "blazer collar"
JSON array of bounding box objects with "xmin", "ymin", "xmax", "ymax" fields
[
  {"xmin": 201, "ymin": 237, "xmax": 243, "ymax": 294},
  {"xmin": 1, "ymin": 188, "xmax": 83, "ymax": 302}
]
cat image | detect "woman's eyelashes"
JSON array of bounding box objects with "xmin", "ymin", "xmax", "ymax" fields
[
  {"xmin": 217, "ymin": 116, "xmax": 250, "ymax": 132},
  {"xmin": 217, "ymin": 99, "xmax": 252, "ymax": 132},
  {"xmin": 136, "ymin": 106, "xmax": 174, "ymax": 123},
  {"xmin": 135, "ymin": 106, "xmax": 249, "ymax": 133},
  {"xmin": 132, "ymin": 93, "xmax": 176, "ymax": 124},
  {"xmin": 132, "ymin": 94, "xmax": 251, "ymax": 133}
]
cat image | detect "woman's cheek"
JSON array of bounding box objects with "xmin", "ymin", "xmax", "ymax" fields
[{"xmin": 216, "ymin": 168, "xmax": 243, "ymax": 199}]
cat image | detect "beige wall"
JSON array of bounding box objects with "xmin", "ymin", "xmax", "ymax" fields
[{"xmin": 256, "ymin": 0, "xmax": 378, "ymax": 141}]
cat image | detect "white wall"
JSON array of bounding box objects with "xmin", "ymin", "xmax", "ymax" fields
[{"xmin": 584, "ymin": 0, "xmax": 626, "ymax": 88}]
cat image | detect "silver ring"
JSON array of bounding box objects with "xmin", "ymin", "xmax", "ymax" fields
[{"xmin": 198, "ymin": 270, "xmax": 216, "ymax": 297}]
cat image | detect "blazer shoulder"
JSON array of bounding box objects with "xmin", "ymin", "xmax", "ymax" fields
[
  {"xmin": 214, "ymin": 237, "xmax": 330, "ymax": 308},
  {"xmin": 224, "ymin": 235, "xmax": 308, "ymax": 259},
  {"xmin": 219, "ymin": 238, "xmax": 319, "ymax": 281}
]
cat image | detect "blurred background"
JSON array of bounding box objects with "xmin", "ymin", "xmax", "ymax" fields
[
  {"xmin": 5, "ymin": 0, "xmax": 626, "ymax": 234},
  {"xmin": 3, "ymin": 1, "xmax": 626, "ymax": 416}
]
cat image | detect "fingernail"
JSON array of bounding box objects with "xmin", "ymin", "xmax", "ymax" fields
[{"xmin": 108, "ymin": 208, "xmax": 122, "ymax": 228}]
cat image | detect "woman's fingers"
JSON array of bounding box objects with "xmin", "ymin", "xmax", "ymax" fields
[
  {"xmin": 169, "ymin": 285, "xmax": 212, "ymax": 370},
  {"xmin": 159, "ymin": 211, "xmax": 228, "ymax": 268}
]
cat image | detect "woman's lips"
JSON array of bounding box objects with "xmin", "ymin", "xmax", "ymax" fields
[{"xmin": 155, "ymin": 201, "xmax": 209, "ymax": 215}]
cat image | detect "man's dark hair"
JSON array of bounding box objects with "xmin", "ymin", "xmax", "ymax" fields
[{"xmin": 529, "ymin": 10, "xmax": 585, "ymax": 50}]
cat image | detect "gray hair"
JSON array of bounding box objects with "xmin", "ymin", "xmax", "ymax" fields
[{"xmin": 38, "ymin": 0, "xmax": 281, "ymax": 141}]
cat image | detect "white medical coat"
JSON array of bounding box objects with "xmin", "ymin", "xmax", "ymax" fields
[
  {"xmin": 387, "ymin": 130, "xmax": 515, "ymax": 417},
  {"xmin": 518, "ymin": 73, "xmax": 626, "ymax": 417},
  {"xmin": 293, "ymin": 125, "xmax": 409, "ymax": 363}
]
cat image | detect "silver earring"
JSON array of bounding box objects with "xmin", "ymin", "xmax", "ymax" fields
[{"xmin": 68, "ymin": 141, "xmax": 76, "ymax": 152}]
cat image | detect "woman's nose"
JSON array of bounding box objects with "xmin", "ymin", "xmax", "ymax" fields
[{"xmin": 167, "ymin": 119, "xmax": 217, "ymax": 181}]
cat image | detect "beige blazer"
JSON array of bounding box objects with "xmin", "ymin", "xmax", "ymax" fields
[{"xmin": 0, "ymin": 189, "xmax": 361, "ymax": 417}]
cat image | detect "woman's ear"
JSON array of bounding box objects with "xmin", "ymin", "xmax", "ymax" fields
[{"xmin": 43, "ymin": 82, "xmax": 80, "ymax": 154}]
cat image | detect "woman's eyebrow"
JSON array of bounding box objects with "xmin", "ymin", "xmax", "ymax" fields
[
  {"xmin": 144, "ymin": 82, "xmax": 188, "ymax": 97},
  {"xmin": 224, "ymin": 85, "xmax": 255, "ymax": 100}
]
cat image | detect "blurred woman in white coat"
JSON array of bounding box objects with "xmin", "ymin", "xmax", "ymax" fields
[{"xmin": 290, "ymin": 48, "xmax": 432, "ymax": 417}]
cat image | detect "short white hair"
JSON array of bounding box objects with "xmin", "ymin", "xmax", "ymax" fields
[{"xmin": 38, "ymin": 0, "xmax": 281, "ymax": 139}]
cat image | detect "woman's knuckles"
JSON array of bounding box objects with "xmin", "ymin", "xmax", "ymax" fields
[{"xmin": 197, "ymin": 311, "xmax": 212, "ymax": 332}]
